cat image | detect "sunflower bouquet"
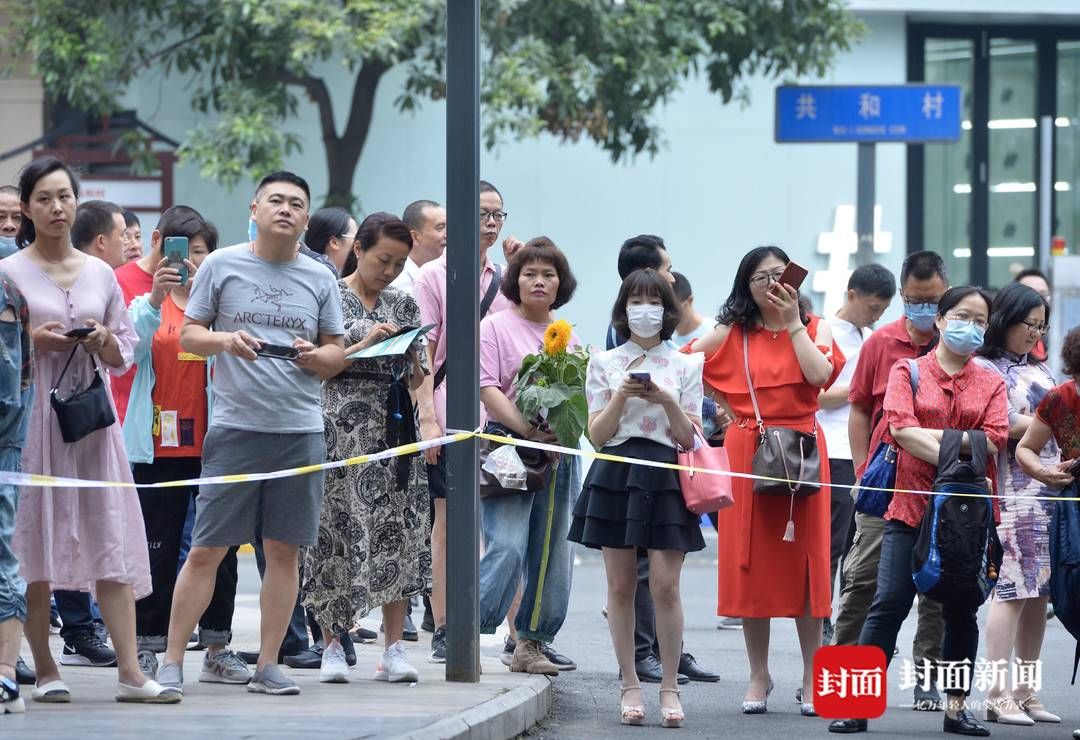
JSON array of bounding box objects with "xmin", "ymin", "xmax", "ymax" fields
[{"xmin": 513, "ymin": 319, "xmax": 590, "ymax": 448}]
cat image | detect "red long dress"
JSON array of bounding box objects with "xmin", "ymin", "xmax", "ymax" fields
[{"xmin": 691, "ymin": 320, "xmax": 844, "ymax": 618}]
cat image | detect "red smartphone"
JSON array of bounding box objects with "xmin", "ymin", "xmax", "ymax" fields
[{"xmin": 777, "ymin": 261, "xmax": 809, "ymax": 291}]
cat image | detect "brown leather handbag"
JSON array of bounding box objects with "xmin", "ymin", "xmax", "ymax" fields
[{"xmin": 478, "ymin": 422, "xmax": 553, "ymax": 499}]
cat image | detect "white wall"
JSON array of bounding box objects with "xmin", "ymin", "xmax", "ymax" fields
[{"xmin": 123, "ymin": 13, "xmax": 910, "ymax": 345}]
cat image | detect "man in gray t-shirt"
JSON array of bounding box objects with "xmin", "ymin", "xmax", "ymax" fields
[{"xmin": 156, "ymin": 172, "xmax": 345, "ymax": 699}]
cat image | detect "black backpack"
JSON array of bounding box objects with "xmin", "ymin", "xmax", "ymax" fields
[
  {"xmin": 911, "ymin": 429, "xmax": 1003, "ymax": 609},
  {"xmin": 1049, "ymin": 486, "xmax": 1080, "ymax": 683}
]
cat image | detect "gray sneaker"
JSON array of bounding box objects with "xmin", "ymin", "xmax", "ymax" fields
[
  {"xmin": 137, "ymin": 649, "xmax": 159, "ymax": 679},
  {"xmin": 247, "ymin": 664, "xmax": 300, "ymax": 695},
  {"xmin": 156, "ymin": 661, "xmax": 184, "ymax": 695},
  {"xmin": 199, "ymin": 649, "xmax": 252, "ymax": 685}
]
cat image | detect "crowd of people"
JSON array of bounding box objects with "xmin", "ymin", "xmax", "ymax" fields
[{"xmin": 0, "ymin": 155, "xmax": 1078, "ymax": 738}]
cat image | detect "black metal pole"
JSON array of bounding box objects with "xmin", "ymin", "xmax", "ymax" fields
[
  {"xmin": 855, "ymin": 142, "xmax": 876, "ymax": 266},
  {"xmin": 444, "ymin": 0, "xmax": 482, "ymax": 683}
]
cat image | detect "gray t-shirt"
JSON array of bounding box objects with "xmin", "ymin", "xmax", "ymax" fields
[{"xmin": 186, "ymin": 243, "xmax": 344, "ymax": 433}]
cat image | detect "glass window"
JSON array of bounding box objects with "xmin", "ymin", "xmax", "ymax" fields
[
  {"xmin": 924, "ymin": 38, "xmax": 974, "ymax": 285},
  {"xmin": 1057, "ymin": 40, "xmax": 1080, "ymax": 256}
]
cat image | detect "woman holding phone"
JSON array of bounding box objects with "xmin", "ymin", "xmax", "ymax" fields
[
  {"xmin": 689, "ymin": 246, "xmax": 842, "ymax": 717},
  {"xmin": 1, "ymin": 156, "xmax": 173, "ymax": 703},
  {"xmin": 301, "ymin": 212, "xmax": 429, "ymax": 685},
  {"xmin": 569, "ymin": 268, "xmax": 703, "ymax": 728}
]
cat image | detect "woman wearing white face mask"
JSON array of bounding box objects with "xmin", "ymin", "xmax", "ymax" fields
[{"xmin": 569, "ymin": 268, "xmax": 703, "ymax": 728}]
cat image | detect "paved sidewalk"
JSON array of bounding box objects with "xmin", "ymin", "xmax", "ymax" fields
[{"xmin": 7, "ymin": 560, "xmax": 551, "ymax": 739}]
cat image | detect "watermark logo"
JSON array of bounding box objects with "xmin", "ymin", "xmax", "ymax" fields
[
  {"xmin": 898, "ymin": 658, "xmax": 1042, "ymax": 695},
  {"xmin": 814, "ymin": 646, "xmax": 888, "ymax": 719}
]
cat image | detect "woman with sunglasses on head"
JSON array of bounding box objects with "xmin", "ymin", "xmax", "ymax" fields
[
  {"xmin": 1, "ymin": 157, "xmax": 172, "ymax": 703},
  {"xmin": 973, "ymin": 282, "xmax": 1060, "ymax": 726},
  {"xmin": 690, "ymin": 246, "xmax": 843, "ymax": 718},
  {"xmin": 829, "ymin": 286, "xmax": 1008, "ymax": 736}
]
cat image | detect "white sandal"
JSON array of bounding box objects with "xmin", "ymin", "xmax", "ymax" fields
[
  {"xmin": 32, "ymin": 679, "xmax": 71, "ymax": 703},
  {"xmin": 620, "ymin": 685, "xmax": 645, "ymax": 726}
]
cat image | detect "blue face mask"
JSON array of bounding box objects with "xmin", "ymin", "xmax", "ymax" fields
[
  {"xmin": 904, "ymin": 301, "xmax": 938, "ymax": 332},
  {"xmin": 941, "ymin": 319, "xmax": 985, "ymax": 356},
  {"xmin": 0, "ymin": 235, "xmax": 17, "ymax": 258},
  {"xmin": 247, "ymin": 218, "xmax": 257, "ymax": 242}
]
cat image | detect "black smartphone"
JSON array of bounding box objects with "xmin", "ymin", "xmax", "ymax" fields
[
  {"xmin": 629, "ymin": 372, "xmax": 652, "ymax": 384},
  {"xmin": 387, "ymin": 325, "xmax": 417, "ymax": 339},
  {"xmin": 65, "ymin": 327, "xmax": 94, "ymax": 339},
  {"xmin": 256, "ymin": 343, "xmax": 300, "ymax": 361},
  {"xmin": 1068, "ymin": 458, "xmax": 1080, "ymax": 477},
  {"xmin": 163, "ymin": 236, "xmax": 190, "ymax": 286},
  {"xmin": 777, "ymin": 261, "xmax": 809, "ymax": 291}
]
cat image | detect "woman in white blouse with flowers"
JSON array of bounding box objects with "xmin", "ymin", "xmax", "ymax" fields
[{"xmin": 568, "ymin": 268, "xmax": 703, "ymax": 729}]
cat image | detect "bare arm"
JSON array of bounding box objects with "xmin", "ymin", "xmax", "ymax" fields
[
  {"xmin": 921, "ymin": 428, "xmax": 998, "ymax": 456},
  {"xmin": 588, "ymin": 387, "xmax": 631, "ymax": 449},
  {"xmin": 818, "ymin": 384, "xmax": 850, "ymax": 410},
  {"xmin": 890, "ymin": 424, "xmax": 942, "ymax": 466},
  {"xmin": 1016, "ymin": 416, "xmax": 1075, "ymax": 488},
  {"xmin": 416, "ymin": 338, "xmax": 441, "ymax": 463},
  {"xmin": 294, "ymin": 333, "xmax": 346, "ymax": 381},
  {"xmin": 1009, "ymin": 413, "xmax": 1033, "ymax": 441},
  {"xmin": 179, "ymin": 318, "xmax": 257, "ymax": 359},
  {"xmin": 790, "ymin": 318, "xmax": 835, "ymax": 387},
  {"xmin": 848, "ymin": 402, "xmax": 872, "ymax": 473}
]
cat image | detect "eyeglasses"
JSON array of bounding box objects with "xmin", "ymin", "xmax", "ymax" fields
[
  {"xmin": 902, "ymin": 296, "xmax": 940, "ymax": 307},
  {"xmin": 480, "ymin": 210, "xmax": 508, "ymax": 224},
  {"xmin": 945, "ymin": 313, "xmax": 988, "ymax": 330},
  {"xmin": 1020, "ymin": 320, "xmax": 1049, "ymax": 335},
  {"xmin": 749, "ymin": 270, "xmax": 784, "ymax": 288}
]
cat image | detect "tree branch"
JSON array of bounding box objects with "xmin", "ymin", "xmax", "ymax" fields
[
  {"xmin": 128, "ymin": 30, "xmax": 214, "ymax": 76},
  {"xmin": 342, "ymin": 60, "xmax": 389, "ymax": 143},
  {"xmin": 281, "ymin": 72, "xmax": 338, "ymax": 144}
]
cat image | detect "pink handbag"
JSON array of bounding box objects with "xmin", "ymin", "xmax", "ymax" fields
[{"xmin": 677, "ymin": 430, "xmax": 734, "ymax": 515}]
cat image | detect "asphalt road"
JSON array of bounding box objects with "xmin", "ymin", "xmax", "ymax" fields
[{"xmin": 525, "ymin": 536, "xmax": 1080, "ymax": 740}]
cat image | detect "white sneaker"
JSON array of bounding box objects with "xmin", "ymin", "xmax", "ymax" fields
[
  {"xmin": 374, "ymin": 641, "xmax": 419, "ymax": 683},
  {"xmin": 320, "ymin": 640, "xmax": 350, "ymax": 683}
]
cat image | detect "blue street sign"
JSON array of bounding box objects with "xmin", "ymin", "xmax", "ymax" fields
[{"xmin": 775, "ymin": 85, "xmax": 962, "ymax": 143}]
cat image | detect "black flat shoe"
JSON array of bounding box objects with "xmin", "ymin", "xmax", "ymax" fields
[
  {"xmin": 282, "ymin": 645, "xmax": 324, "ymax": 669},
  {"xmin": 15, "ymin": 657, "xmax": 35, "ymax": 685},
  {"xmin": 678, "ymin": 652, "xmax": 719, "ymax": 682},
  {"xmin": 828, "ymin": 719, "xmax": 868, "ymax": 733},
  {"xmin": 943, "ymin": 709, "xmax": 990, "ymax": 736},
  {"xmin": 632, "ymin": 655, "xmax": 688, "ymax": 684}
]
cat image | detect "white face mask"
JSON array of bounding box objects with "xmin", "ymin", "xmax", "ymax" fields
[{"xmin": 627, "ymin": 304, "xmax": 664, "ymax": 338}]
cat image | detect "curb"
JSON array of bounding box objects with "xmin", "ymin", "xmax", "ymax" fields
[{"xmin": 392, "ymin": 675, "xmax": 552, "ymax": 740}]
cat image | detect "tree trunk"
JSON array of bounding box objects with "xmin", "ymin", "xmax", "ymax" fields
[{"xmin": 322, "ymin": 61, "xmax": 389, "ymax": 211}]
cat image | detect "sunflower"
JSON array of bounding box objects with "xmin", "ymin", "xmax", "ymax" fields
[{"xmin": 543, "ymin": 319, "xmax": 573, "ymax": 355}]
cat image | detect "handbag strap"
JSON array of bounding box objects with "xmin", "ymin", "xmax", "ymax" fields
[
  {"xmin": 50, "ymin": 345, "xmax": 102, "ymax": 395},
  {"xmin": 742, "ymin": 329, "xmax": 765, "ymax": 438}
]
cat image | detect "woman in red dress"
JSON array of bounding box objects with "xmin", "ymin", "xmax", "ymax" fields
[{"xmin": 689, "ymin": 246, "xmax": 843, "ymax": 717}]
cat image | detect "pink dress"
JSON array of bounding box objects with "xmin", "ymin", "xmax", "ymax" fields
[{"xmin": 2, "ymin": 251, "xmax": 151, "ymax": 598}]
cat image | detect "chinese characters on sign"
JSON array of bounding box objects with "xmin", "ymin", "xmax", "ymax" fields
[
  {"xmin": 898, "ymin": 658, "xmax": 1042, "ymax": 695},
  {"xmin": 775, "ymin": 85, "xmax": 963, "ymax": 143},
  {"xmin": 814, "ymin": 646, "xmax": 888, "ymax": 719}
]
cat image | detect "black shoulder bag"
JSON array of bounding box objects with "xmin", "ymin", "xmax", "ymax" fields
[
  {"xmin": 50, "ymin": 345, "xmax": 116, "ymax": 443},
  {"xmin": 433, "ymin": 263, "xmax": 503, "ymax": 390}
]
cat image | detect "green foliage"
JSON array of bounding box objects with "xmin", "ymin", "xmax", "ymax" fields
[
  {"xmin": 514, "ymin": 344, "xmax": 591, "ymax": 448},
  {"xmin": 8, "ymin": 0, "xmax": 862, "ymax": 205}
]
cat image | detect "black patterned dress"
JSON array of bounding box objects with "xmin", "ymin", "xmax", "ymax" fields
[{"xmin": 302, "ymin": 281, "xmax": 431, "ymax": 633}]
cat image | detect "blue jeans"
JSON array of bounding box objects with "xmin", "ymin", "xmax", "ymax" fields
[
  {"xmin": 479, "ymin": 454, "xmax": 579, "ymax": 643},
  {"xmin": 859, "ymin": 519, "xmax": 978, "ymax": 696},
  {"xmin": 55, "ymin": 590, "xmax": 102, "ymax": 641},
  {"xmin": 0, "ymin": 448, "xmax": 24, "ymax": 623}
]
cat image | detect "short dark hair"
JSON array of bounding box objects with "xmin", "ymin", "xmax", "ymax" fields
[
  {"xmin": 500, "ymin": 236, "xmax": 577, "ymax": 310},
  {"xmin": 17, "ymin": 156, "xmax": 80, "ymax": 248},
  {"xmin": 402, "ymin": 200, "xmax": 441, "ymax": 232},
  {"xmin": 717, "ymin": 246, "xmax": 808, "ymax": 328},
  {"xmin": 848, "ymin": 263, "xmax": 896, "ymax": 300},
  {"xmin": 155, "ymin": 205, "xmax": 219, "ymax": 252},
  {"xmin": 71, "ymin": 200, "xmax": 123, "ymax": 251},
  {"xmin": 611, "ymin": 269, "xmax": 681, "ymax": 341},
  {"xmin": 978, "ymin": 282, "xmax": 1049, "ymax": 362},
  {"xmin": 123, "ymin": 209, "xmax": 140, "ymax": 228},
  {"xmin": 901, "ymin": 250, "xmax": 948, "ymax": 286},
  {"xmin": 305, "ymin": 207, "xmax": 353, "ymax": 255},
  {"xmin": 672, "ymin": 272, "xmax": 693, "ymax": 302},
  {"xmin": 1014, "ymin": 267, "xmax": 1050, "ymax": 287},
  {"xmin": 255, "ymin": 171, "xmax": 311, "ymax": 206},
  {"xmin": 479, "ymin": 180, "xmax": 502, "ymax": 201},
  {"xmin": 617, "ymin": 234, "xmax": 666, "ymax": 279},
  {"xmin": 936, "ymin": 285, "xmax": 993, "ymax": 320},
  {"xmin": 1062, "ymin": 326, "xmax": 1080, "ymax": 376},
  {"xmin": 356, "ymin": 212, "xmax": 412, "ymax": 253}
]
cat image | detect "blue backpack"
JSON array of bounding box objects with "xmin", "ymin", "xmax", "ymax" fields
[
  {"xmin": 854, "ymin": 359, "xmax": 919, "ymax": 518},
  {"xmin": 1049, "ymin": 485, "xmax": 1080, "ymax": 683},
  {"xmin": 911, "ymin": 429, "xmax": 1003, "ymax": 609}
]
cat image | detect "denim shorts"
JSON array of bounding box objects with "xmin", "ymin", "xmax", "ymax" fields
[{"xmin": 0, "ymin": 448, "xmax": 26, "ymax": 623}]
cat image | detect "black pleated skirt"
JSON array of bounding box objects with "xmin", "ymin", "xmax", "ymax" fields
[{"xmin": 568, "ymin": 437, "xmax": 705, "ymax": 553}]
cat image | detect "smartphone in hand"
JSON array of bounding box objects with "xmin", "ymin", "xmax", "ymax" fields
[
  {"xmin": 777, "ymin": 261, "xmax": 809, "ymax": 291},
  {"xmin": 629, "ymin": 372, "xmax": 652, "ymax": 384},
  {"xmin": 163, "ymin": 236, "xmax": 190, "ymax": 286},
  {"xmin": 255, "ymin": 343, "xmax": 300, "ymax": 361},
  {"xmin": 64, "ymin": 327, "xmax": 94, "ymax": 339}
]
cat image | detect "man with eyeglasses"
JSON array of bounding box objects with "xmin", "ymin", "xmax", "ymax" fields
[
  {"xmin": 413, "ymin": 180, "xmax": 516, "ymax": 665},
  {"xmin": 833, "ymin": 250, "xmax": 949, "ymax": 711}
]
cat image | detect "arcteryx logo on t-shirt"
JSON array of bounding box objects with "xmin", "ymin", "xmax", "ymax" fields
[{"xmin": 234, "ymin": 283, "xmax": 309, "ymax": 329}]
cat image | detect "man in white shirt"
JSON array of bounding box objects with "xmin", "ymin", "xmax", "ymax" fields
[
  {"xmin": 816, "ymin": 264, "xmax": 895, "ymax": 644},
  {"xmin": 392, "ymin": 200, "xmax": 447, "ymax": 293}
]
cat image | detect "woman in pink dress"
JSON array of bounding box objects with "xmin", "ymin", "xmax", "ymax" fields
[{"xmin": 2, "ymin": 157, "xmax": 172, "ymax": 703}]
